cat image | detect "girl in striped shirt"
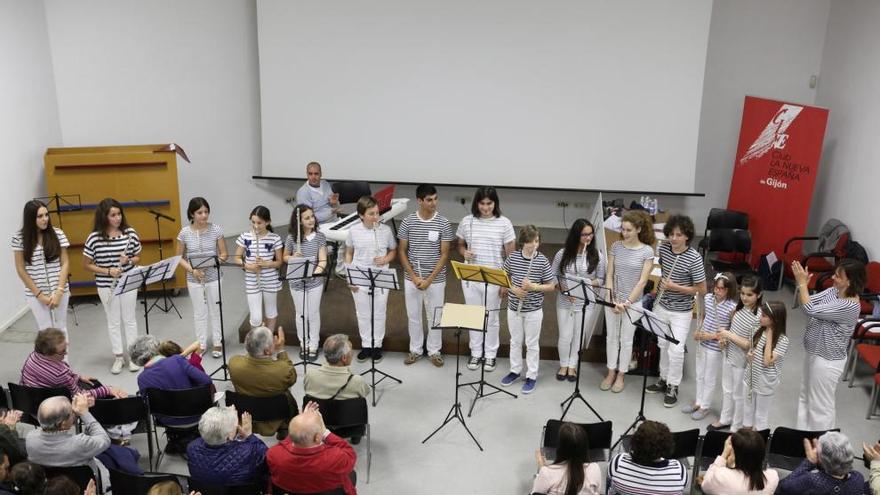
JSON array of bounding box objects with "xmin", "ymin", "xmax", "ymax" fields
[
  {"xmin": 740, "ymin": 300, "xmax": 789, "ymax": 430},
  {"xmin": 12, "ymin": 200, "xmax": 71, "ymax": 338},
  {"xmin": 682, "ymin": 272, "xmax": 737, "ymax": 420},
  {"xmin": 712, "ymin": 275, "xmax": 763, "ymax": 431},
  {"xmin": 283, "ymin": 204, "xmax": 327, "ymax": 361},
  {"xmin": 235, "ymin": 206, "xmax": 283, "ymax": 330},
  {"xmin": 176, "ymin": 197, "xmax": 227, "ymax": 357},
  {"xmin": 82, "ymin": 198, "xmax": 143, "ymax": 374}
]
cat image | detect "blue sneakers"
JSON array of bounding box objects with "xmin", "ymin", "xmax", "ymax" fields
[
  {"xmin": 522, "ymin": 378, "xmax": 537, "ymax": 394},
  {"xmin": 500, "ymin": 372, "xmax": 520, "ymax": 386}
]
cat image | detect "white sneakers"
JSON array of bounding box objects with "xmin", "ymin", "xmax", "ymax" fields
[
  {"xmin": 128, "ymin": 360, "xmax": 140, "ymax": 372},
  {"xmin": 111, "ymin": 358, "xmax": 124, "ymax": 374}
]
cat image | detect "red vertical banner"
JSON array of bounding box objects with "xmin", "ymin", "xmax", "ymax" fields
[{"xmin": 727, "ymin": 96, "xmax": 829, "ymax": 266}]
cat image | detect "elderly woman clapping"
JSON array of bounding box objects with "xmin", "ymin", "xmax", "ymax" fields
[
  {"xmin": 186, "ymin": 406, "xmax": 268, "ymax": 486},
  {"xmin": 777, "ymin": 431, "xmax": 865, "ymax": 495}
]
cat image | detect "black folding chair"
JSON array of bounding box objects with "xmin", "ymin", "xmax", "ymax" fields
[
  {"xmin": 225, "ymin": 390, "xmax": 298, "ymax": 435},
  {"xmin": 541, "ymin": 419, "xmax": 613, "ymax": 462},
  {"xmin": 705, "ymin": 228, "xmax": 755, "ymax": 281},
  {"xmin": 43, "ymin": 465, "xmax": 99, "ymax": 493},
  {"xmin": 7, "ymin": 383, "xmax": 71, "ymax": 427},
  {"xmin": 90, "ymin": 395, "xmax": 154, "ymax": 470},
  {"xmin": 331, "ymin": 181, "xmax": 371, "ymax": 205},
  {"xmin": 272, "ymin": 484, "xmax": 344, "ymax": 495},
  {"xmin": 188, "ymin": 478, "xmax": 264, "ymax": 495},
  {"xmin": 144, "ymin": 385, "xmax": 214, "ymax": 468},
  {"xmin": 108, "ymin": 467, "xmax": 182, "ymax": 495},
  {"xmin": 698, "ymin": 208, "xmax": 749, "ymax": 256},
  {"xmin": 303, "ymin": 395, "xmax": 370, "ymax": 483},
  {"xmin": 767, "ymin": 426, "xmax": 838, "ymax": 472},
  {"xmin": 0, "ymin": 385, "xmax": 9, "ymax": 411}
]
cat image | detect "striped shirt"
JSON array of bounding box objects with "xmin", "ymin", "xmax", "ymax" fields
[
  {"xmin": 504, "ymin": 250, "xmax": 554, "ymax": 313},
  {"xmin": 656, "ymin": 243, "xmax": 705, "ymax": 312},
  {"xmin": 745, "ymin": 331, "xmax": 789, "ymax": 395},
  {"xmin": 455, "ymin": 215, "xmax": 515, "ymax": 269},
  {"xmin": 397, "ymin": 211, "xmax": 454, "ymax": 283},
  {"xmin": 83, "ymin": 228, "xmax": 143, "ymax": 288},
  {"xmin": 802, "ymin": 287, "xmax": 861, "ymax": 361},
  {"xmin": 20, "ymin": 351, "xmax": 111, "ymax": 399},
  {"xmin": 235, "ymin": 231, "xmax": 283, "ymax": 294},
  {"xmin": 177, "ymin": 223, "xmax": 224, "ymax": 284},
  {"xmin": 609, "ymin": 242, "xmax": 655, "ymax": 303},
  {"xmin": 284, "ymin": 231, "xmax": 327, "ymax": 291},
  {"xmin": 551, "ymin": 248, "xmax": 606, "ymax": 311},
  {"xmin": 699, "ymin": 294, "xmax": 736, "ymax": 352},
  {"xmin": 608, "ymin": 453, "xmax": 688, "ymax": 495},
  {"xmin": 725, "ymin": 308, "xmax": 761, "ymax": 367},
  {"xmin": 345, "ymin": 222, "xmax": 397, "ymax": 270},
  {"xmin": 11, "ymin": 228, "xmax": 70, "ymax": 296}
]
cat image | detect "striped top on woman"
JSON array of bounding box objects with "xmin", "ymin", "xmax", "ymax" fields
[
  {"xmin": 177, "ymin": 223, "xmax": 224, "ymax": 284},
  {"xmin": 284, "ymin": 231, "xmax": 327, "ymax": 291},
  {"xmin": 746, "ymin": 331, "xmax": 790, "ymax": 394},
  {"xmin": 21, "ymin": 351, "xmax": 111, "ymax": 398},
  {"xmin": 609, "ymin": 241, "xmax": 654, "ymax": 303},
  {"xmin": 236, "ymin": 231, "xmax": 283, "ymax": 294},
  {"xmin": 699, "ymin": 293, "xmax": 736, "ymax": 352},
  {"xmin": 83, "ymin": 228, "xmax": 142, "ymax": 289},
  {"xmin": 656, "ymin": 242, "xmax": 705, "ymax": 312},
  {"xmin": 802, "ymin": 287, "xmax": 861, "ymax": 361},
  {"xmin": 551, "ymin": 248, "xmax": 606, "ymax": 311},
  {"xmin": 503, "ymin": 250, "xmax": 554, "ymax": 313},
  {"xmin": 607, "ymin": 453, "xmax": 688, "ymax": 495},
  {"xmin": 11, "ymin": 227, "xmax": 70, "ymax": 296},
  {"xmin": 455, "ymin": 214, "xmax": 515, "ymax": 269},
  {"xmin": 725, "ymin": 308, "xmax": 761, "ymax": 367}
]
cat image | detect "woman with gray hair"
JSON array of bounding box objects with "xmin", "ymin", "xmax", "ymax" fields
[
  {"xmin": 777, "ymin": 431, "xmax": 865, "ymax": 495},
  {"xmin": 186, "ymin": 406, "xmax": 268, "ymax": 486}
]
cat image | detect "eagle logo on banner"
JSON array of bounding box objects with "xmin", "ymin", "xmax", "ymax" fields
[{"xmin": 739, "ymin": 104, "xmax": 803, "ymax": 165}]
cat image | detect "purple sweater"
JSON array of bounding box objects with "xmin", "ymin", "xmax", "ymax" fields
[
  {"xmin": 137, "ymin": 355, "xmax": 213, "ymax": 425},
  {"xmin": 776, "ymin": 460, "xmax": 865, "ymax": 495}
]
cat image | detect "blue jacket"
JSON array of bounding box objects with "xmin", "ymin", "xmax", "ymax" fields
[{"xmin": 187, "ymin": 435, "xmax": 268, "ymax": 486}]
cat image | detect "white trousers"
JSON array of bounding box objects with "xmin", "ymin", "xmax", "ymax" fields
[
  {"xmin": 604, "ymin": 303, "xmax": 641, "ymax": 373},
  {"xmin": 655, "ymin": 305, "xmax": 693, "ymax": 387},
  {"xmin": 719, "ymin": 364, "xmax": 745, "ymax": 429},
  {"xmin": 557, "ymin": 306, "xmax": 596, "ymax": 368},
  {"xmin": 462, "ymin": 281, "xmax": 501, "ymax": 358},
  {"xmin": 187, "ymin": 281, "xmax": 222, "ymax": 350},
  {"xmin": 743, "ymin": 391, "xmax": 774, "ymax": 431},
  {"xmin": 508, "ymin": 309, "xmax": 543, "ymax": 380},
  {"xmin": 246, "ymin": 291, "xmax": 278, "ymax": 327},
  {"xmin": 797, "ymin": 353, "xmax": 846, "ymax": 431},
  {"xmin": 26, "ymin": 292, "xmax": 70, "ymax": 335},
  {"xmin": 694, "ymin": 347, "xmax": 722, "ymax": 409},
  {"xmin": 404, "ymin": 279, "xmax": 445, "ymax": 355},
  {"xmin": 97, "ymin": 287, "xmax": 139, "ymax": 356},
  {"xmin": 291, "ymin": 284, "xmax": 323, "ymax": 352},
  {"xmin": 352, "ymin": 287, "xmax": 388, "ymax": 348}
]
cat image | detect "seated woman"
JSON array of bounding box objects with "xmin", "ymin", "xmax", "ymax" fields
[
  {"xmin": 186, "ymin": 406, "xmax": 268, "ymax": 486},
  {"xmin": 701, "ymin": 429, "xmax": 778, "ymax": 494},
  {"xmin": 607, "ymin": 420, "xmax": 688, "ymax": 494},
  {"xmin": 532, "ymin": 422, "xmax": 602, "ymax": 495},
  {"xmin": 20, "ymin": 328, "xmax": 127, "ymax": 399},
  {"xmin": 777, "ymin": 432, "xmax": 864, "ymax": 495},
  {"xmin": 158, "ymin": 340, "xmax": 205, "ymax": 372}
]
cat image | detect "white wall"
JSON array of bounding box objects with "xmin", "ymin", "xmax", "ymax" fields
[
  {"xmin": 0, "ymin": 0, "xmax": 63, "ymax": 329},
  {"xmin": 811, "ymin": 0, "xmax": 880, "ymax": 258},
  {"xmin": 44, "ymin": 0, "xmax": 290, "ymax": 235}
]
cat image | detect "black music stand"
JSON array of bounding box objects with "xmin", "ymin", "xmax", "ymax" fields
[
  {"xmin": 147, "ymin": 210, "xmax": 181, "ymax": 318},
  {"xmin": 452, "ymin": 261, "xmax": 518, "ymax": 416},
  {"xmin": 35, "ymin": 193, "xmax": 82, "ymax": 229},
  {"xmin": 285, "ymin": 257, "xmax": 323, "ymax": 374},
  {"xmin": 611, "ymin": 305, "xmax": 676, "ymax": 451},
  {"xmin": 346, "ymin": 265, "xmax": 402, "ymax": 407},
  {"xmin": 113, "ymin": 256, "xmax": 182, "ymax": 337},
  {"xmin": 423, "ymin": 303, "xmax": 485, "ymax": 451},
  {"xmin": 188, "ymin": 254, "xmax": 231, "ymax": 381},
  {"xmin": 557, "ymin": 275, "xmax": 611, "ymax": 422}
]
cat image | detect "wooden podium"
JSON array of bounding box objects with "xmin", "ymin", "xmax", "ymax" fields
[{"xmin": 43, "ymin": 144, "xmax": 188, "ymax": 296}]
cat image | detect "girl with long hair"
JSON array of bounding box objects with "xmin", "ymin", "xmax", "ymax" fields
[
  {"xmin": 532, "ymin": 422, "xmax": 602, "ymax": 495},
  {"xmin": 235, "ymin": 206, "xmax": 283, "ymax": 330},
  {"xmin": 741, "ymin": 301, "xmax": 789, "ymax": 430},
  {"xmin": 701, "ymin": 429, "xmax": 778, "ymax": 494},
  {"xmin": 283, "ymin": 204, "xmax": 327, "ymax": 360}
]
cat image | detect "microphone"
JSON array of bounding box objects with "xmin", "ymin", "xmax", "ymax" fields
[{"xmin": 148, "ymin": 209, "xmax": 176, "ymax": 222}]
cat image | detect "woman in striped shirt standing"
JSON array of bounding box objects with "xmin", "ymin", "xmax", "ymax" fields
[
  {"xmin": 602, "ymin": 210, "xmax": 654, "ymax": 393},
  {"xmin": 283, "ymin": 204, "xmax": 327, "ymax": 361},
  {"xmin": 235, "ymin": 206, "xmax": 284, "ymax": 331},
  {"xmin": 175, "ymin": 197, "xmax": 227, "ymax": 358},
  {"xmin": 82, "ymin": 198, "xmax": 143, "ymax": 374},
  {"xmin": 12, "ymin": 200, "xmax": 70, "ymax": 338},
  {"xmin": 792, "ymin": 258, "xmax": 865, "ymax": 431}
]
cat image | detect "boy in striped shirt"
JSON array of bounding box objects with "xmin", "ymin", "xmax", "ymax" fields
[{"xmin": 397, "ymin": 185, "xmax": 454, "ymax": 367}]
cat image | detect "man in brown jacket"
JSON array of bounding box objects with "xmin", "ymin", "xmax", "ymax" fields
[{"xmin": 230, "ymin": 326, "xmax": 297, "ymax": 439}]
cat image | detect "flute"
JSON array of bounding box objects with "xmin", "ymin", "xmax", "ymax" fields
[
  {"xmin": 40, "ymin": 255, "xmax": 56, "ymax": 328},
  {"xmin": 517, "ymin": 250, "xmax": 536, "ymax": 316},
  {"xmin": 195, "ymin": 228, "xmax": 207, "ymax": 303},
  {"xmin": 108, "ymin": 234, "xmax": 132, "ymax": 297},
  {"xmin": 747, "ymin": 322, "xmax": 758, "ymax": 401},
  {"xmin": 465, "ymin": 216, "xmax": 474, "ymax": 288},
  {"xmin": 655, "ymin": 241, "xmax": 679, "ymax": 307},
  {"xmin": 253, "ymin": 228, "xmax": 261, "ymax": 289},
  {"xmin": 295, "ymin": 207, "xmax": 302, "ymax": 255}
]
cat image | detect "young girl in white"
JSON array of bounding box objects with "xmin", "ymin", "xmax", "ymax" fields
[
  {"xmin": 602, "ymin": 210, "xmax": 654, "ymax": 393},
  {"xmin": 739, "ymin": 301, "xmax": 788, "ymax": 430},
  {"xmin": 235, "ymin": 206, "xmax": 283, "ymax": 330},
  {"xmin": 82, "ymin": 198, "xmax": 143, "ymax": 374},
  {"xmin": 500, "ymin": 225, "xmax": 555, "ymax": 394},
  {"xmin": 176, "ymin": 197, "xmax": 227, "ymax": 357},
  {"xmin": 681, "ymin": 272, "xmax": 737, "ymax": 420},
  {"xmin": 13, "ymin": 200, "xmax": 70, "ymax": 337},
  {"xmin": 711, "ymin": 275, "xmax": 763, "ymax": 431},
  {"xmin": 345, "ymin": 196, "xmax": 397, "ymax": 363},
  {"xmin": 552, "ymin": 218, "xmax": 605, "ymax": 382},
  {"xmin": 455, "ymin": 186, "xmax": 516, "ymax": 372},
  {"xmin": 284, "ymin": 204, "xmax": 327, "ymax": 361}
]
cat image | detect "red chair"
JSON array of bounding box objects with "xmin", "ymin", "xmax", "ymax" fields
[
  {"xmin": 868, "ymin": 372, "xmax": 880, "ymax": 420},
  {"xmin": 780, "ymin": 219, "xmax": 850, "ymax": 289},
  {"xmin": 851, "ymin": 343, "xmax": 880, "ymax": 392},
  {"xmin": 842, "ymin": 261, "xmax": 880, "ymax": 384}
]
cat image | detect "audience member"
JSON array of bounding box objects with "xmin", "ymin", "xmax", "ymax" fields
[
  {"xmin": 777, "ymin": 432, "xmax": 864, "ymax": 495},
  {"xmin": 26, "ymin": 394, "xmax": 110, "ymax": 467},
  {"xmin": 20, "ymin": 328, "xmax": 127, "ymax": 399},
  {"xmin": 607, "ymin": 420, "xmax": 688, "ymax": 495},
  {"xmin": 700, "ymin": 429, "xmax": 778, "ymax": 494},
  {"xmin": 863, "ymin": 441, "xmax": 880, "ymax": 495},
  {"xmin": 267, "ymin": 401, "xmax": 357, "ymax": 495},
  {"xmin": 532, "ymin": 422, "xmax": 602, "ymax": 495},
  {"xmin": 187, "ymin": 407, "xmax": 268, "ymax": 486},
  {"xmin": 44, "ymin": 475, "xmax": 86, "ymax": 495},
  {"xmin": 229, "ymin": 326, "xmax": 297, "ymax": 439},
  {"xmin": 0, "ymin": 411, "xmax": 26, "ymax": 467},
  {"xmin": 146, "ymin": 480, "xmax": 200, "ymax": 495},
  {"xmin": 0, "ymin": 446, "xmax": 13, "ymax": 495},
  {"xmin": 9, "ymin": 462, "xmax": 46, "ymax": 495},
  {"xmin": 158, "ymin": 340, "xmax": 205, "ymax": 372}
]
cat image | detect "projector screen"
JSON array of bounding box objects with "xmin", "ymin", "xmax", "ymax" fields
[{"xmin": 257, "ymin": 0, "xmax": 712, "ymax": 193}]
